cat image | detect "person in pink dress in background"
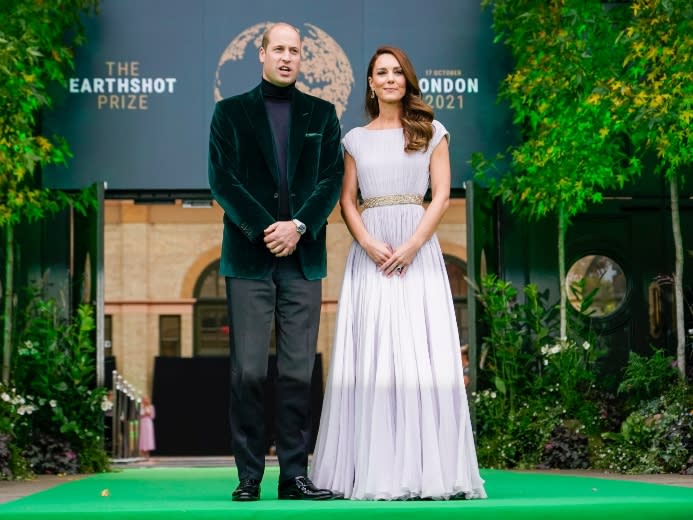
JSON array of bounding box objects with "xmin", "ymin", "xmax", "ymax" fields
[{"xmin": 139, "ymin": 395, "xmax": 156, "ymax": 459}]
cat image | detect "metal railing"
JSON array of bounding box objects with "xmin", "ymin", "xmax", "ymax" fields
[{"xmin": 108, "ymin": 370, "xmax": 142, "ymax": 460}]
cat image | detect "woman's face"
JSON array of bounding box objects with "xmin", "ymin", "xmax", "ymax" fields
[{"xmin": 368, "ymin": 53, "xmax": 406, "ymax": 105}]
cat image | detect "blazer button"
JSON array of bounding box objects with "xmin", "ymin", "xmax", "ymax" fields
[{"xmin": 273, "ymin": 193, "xmax": 279, "ymax": 199}]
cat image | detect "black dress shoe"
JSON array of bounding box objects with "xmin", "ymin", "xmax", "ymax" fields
[
  {"xmin": 232, "ymin": 478, "xmax": 261, "ymax": 501},
  {"xmin": 278, "ymin": 476, "xmax": 335, "ymax": 500}
]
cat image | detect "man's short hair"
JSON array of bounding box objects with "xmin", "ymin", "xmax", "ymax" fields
[{"xmin": 261, "ymin": 22, "xmax": 301, "ymax": 49}]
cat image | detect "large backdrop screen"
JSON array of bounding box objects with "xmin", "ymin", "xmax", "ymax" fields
[{"xmin": 43, "ymin": 0, "xmax": 512, "ymax": 194}]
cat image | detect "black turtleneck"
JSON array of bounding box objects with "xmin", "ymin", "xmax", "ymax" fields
[{"xmin": 262, "ymin": 78, "xmax": 294, "ymax": 221}]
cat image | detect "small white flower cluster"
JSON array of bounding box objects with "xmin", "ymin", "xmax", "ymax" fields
[
  {"xmin": 540, "ymin": 340, "xmax": 591, "ymax": 363},
  {"xmin": 1, "ymin": 387, "xmax": 37, "ymax": 416},
  {"xmin": 546, "ymin": 383, "xmax": 561, "ymax": 392},
  {"xmin": 17, "ymin": 404, "xmax": 37, "ymax": 415},
  {"xmin": 540, "ymin": 344, "xmax": 563, "ymax": 357},
  {"xmin": 18, "ymin": 340, "xmax": 38, "ymax": 355},
  {"xmin": 471, "ymin": 388, "xmax": 498, "ymax": 404},
  {"xmin": 540, "ymin": 339, "xmax": 592, "ymax": 366},
  {"xmin": 101, "ymin": 396, "xmax": 114, "ymax": 412}
]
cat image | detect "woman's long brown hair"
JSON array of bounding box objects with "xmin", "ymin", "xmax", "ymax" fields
[{"xmin": 365, "ymin": 46, "xmax": 434, "ymax": 152}]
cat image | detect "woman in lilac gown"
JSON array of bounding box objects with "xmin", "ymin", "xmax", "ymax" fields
[{"xmin": 310, "ymin": 46, "xmax": 486, "ymax": 500}]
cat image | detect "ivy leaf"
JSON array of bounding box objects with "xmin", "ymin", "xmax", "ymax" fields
[{"xmin": 494, "ymin": 376, "xmax": 507, "ymax": 395}]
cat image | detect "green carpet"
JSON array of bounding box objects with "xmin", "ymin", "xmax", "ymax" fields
[{"xmin": 1, "ymin": 467, "xmax": 692, "ymax": 519}]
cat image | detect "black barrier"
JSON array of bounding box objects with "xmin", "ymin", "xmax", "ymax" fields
[{"xmin": 151, "ymin": 355, "xmax": 323, "ymax": 456}]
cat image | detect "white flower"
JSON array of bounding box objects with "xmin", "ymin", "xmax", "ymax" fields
[
  {"xmin": 49, "ymin": 400, "xmax": 57, "ymax": 408},
  {"xmin": 549, "ymin": 345, "xmax": 562, "ymax": 355},
  {"xmin": 490, "ymin": 392, "xmax": 497, "ymax": 399},
  {"xmin": 24, "ymin": 340, "xmax": 34, "ymax": 349},
  {"xmin": 582, "ymin": 341, "xmax": 590, "ymax": 350},
  {"xmin": 101, "ymin": 397, "xmax": 113, "ymax": 412},
  {"xmin": 1, "ymin": 392, "xmax": 9, "ymax": 402},
  {"xmin": 17, "ymin": 404, "xmax": 36, "ymax": 415},
  {"xmin": 543, "ymin": 359, "xmax": 548, "ymax": 366}
]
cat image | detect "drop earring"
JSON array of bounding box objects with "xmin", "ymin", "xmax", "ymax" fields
[{"xmin": 370, "ymin": 89, "xmax": 375, "ymax": 99}]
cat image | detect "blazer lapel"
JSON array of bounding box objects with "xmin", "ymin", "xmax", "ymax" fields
[
  {"xmin": 241, "ymin": 85, "xmax": 279, "ymax": 185},
  {"xmin": 287, "ymin": 91, "xmax": 313, "ymax": 186}
]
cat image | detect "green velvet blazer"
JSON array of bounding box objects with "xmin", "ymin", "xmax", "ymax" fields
[{"xmin": 208, "ymin": 84, "xmax": 344, "ymax": 280}]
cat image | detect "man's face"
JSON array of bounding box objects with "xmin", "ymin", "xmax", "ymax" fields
[{"xmin": 259, "ymin": 24, "xmax": 301, "ymax": 87}]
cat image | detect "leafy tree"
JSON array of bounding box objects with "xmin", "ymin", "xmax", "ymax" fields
[
  {"xmin": 0, "ymin": 0, "xmax": 99, "ymax": 383},
  {"xmin": 475, "ymin": 0, "xmax": 640, "ymax": 339},
  {"xmin": 606, "ymin": 0, "xmax": 693, "ymax": 378}
]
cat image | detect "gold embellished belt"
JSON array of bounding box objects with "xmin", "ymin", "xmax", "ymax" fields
[{"xmin": 361, "ymin": 194, "xmax": 424, "ymax": 209}]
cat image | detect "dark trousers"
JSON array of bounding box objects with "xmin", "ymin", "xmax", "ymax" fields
[{"xmin": 225, "ymin": 258, "xmax": 321, "ymax": 483}]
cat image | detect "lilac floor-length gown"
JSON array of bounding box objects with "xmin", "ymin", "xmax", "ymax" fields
[{"xmin": 310, "ymin": 121, "xmax": 486, "ymax": 500}]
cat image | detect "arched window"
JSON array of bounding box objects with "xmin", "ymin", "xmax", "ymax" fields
[
  {"xmin": 193, "ymin": 260, "xmax": 228, "ymax": 356},
  {"xmin": 443, "ymin": 254, "xmax": 469, "ymax": 346}
]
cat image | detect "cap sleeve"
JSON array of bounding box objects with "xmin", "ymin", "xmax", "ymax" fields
[
  {"xmin": 342, "ymin": 128, "xmax": 357, "ymax": 157},
  {"xmin": 430, "ymin": 120, "xmax": 450, "ymax": 151}
]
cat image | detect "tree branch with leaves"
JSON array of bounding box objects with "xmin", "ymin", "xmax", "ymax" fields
[
  {"xmin": 474, "ymin": 0, "xmax": 640, "ymax": 339},
  {"xmin": 0, "ymin": 0, "xmax": 100, "ymax": 383},
  {"xmin": 606, "ymin": 0, "xmax": 693, "ymax": 378}
]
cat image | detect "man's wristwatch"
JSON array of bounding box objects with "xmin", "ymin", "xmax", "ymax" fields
[{"xmin": 292, "ymin": 218, "xmax": 306, "ymax": 236}]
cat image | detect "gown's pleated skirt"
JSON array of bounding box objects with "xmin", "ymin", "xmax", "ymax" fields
[{"xmin": 310, "ymin": 204, "xmax": 487, "ymax": 500}]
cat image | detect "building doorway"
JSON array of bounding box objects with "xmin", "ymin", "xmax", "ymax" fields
[{"xmin": 193, "ymin": 260, "xmax": 228, "ymax": 357}]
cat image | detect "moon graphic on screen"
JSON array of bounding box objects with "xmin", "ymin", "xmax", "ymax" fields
[{"xmin": 214, "ymin": 22, "xmax": 354, "ymax": 118}]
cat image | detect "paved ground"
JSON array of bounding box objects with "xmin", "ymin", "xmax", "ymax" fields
[
  {"xmin": 1, "ymin": 457, "xmax": 692, "ymax": 504},
  {"xmin": 511, "ymin": 468, "xmax": 693, "ymax": 488}
]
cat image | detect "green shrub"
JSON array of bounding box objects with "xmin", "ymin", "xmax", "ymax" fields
[
  {"xmin": 474, "ymin": 274, "xmax": 693, "ymax": 473},
  {"xmin": 0, "ymin": 384, "xmax": 35, "ymax": 479},
  {"xmin": 11, "ymin": 296, "xmax": 110, "ymax": 474},
  {"xmin": 593, "ymin": 349, "xmax": 692, "ymax": 473},
  {"xmin": 617, "ymin": 348, "xmax": 681, "ymax": 411}
]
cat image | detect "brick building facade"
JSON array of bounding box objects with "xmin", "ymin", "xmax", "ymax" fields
[{"xmin": 104, "ymin": 199, "xmax": 468, "ymax": 395}]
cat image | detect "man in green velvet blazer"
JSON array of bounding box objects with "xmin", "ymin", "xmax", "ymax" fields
[{"xmin": 208, "ymin": 22, "xmax": 343, "ymax": 502}]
